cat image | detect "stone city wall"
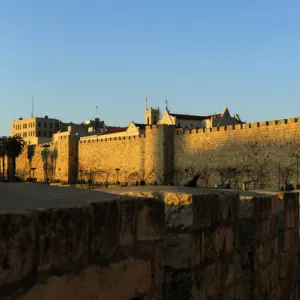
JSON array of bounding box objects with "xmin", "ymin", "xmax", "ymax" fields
[
  {"xmin": 0, "ymin": 188, "xmax": 165, "ymax": 299},
  {"xmin": 15, "ymin": 117, "xmax": 300, "ymax": 189},
  {"xmin": 174, "ymin": 118, "xmax": 300, "ymax": 189},
  {"xmin": 78, "ymin": 125, "xmax": 174, "ymax": 185},
  {"xmin": 16, "ymin": 135, "xmax": 77, "ymax": 183}
]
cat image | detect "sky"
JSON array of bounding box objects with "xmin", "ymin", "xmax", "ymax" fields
[{"xmin": 0, "ymin": 0, "xmax": 300, "ymax": 135}]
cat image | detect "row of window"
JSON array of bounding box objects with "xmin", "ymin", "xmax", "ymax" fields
[
  {"xmin": 37, "ymin": 131, "xmax": 53, "ymax": 137},
  {"xmin": 15, "ymin": 131, "xmax": 53, "ymax": 138},
  {"xmin": 14, "ymin": 122, "xmax": 59, "ymax": 130}
]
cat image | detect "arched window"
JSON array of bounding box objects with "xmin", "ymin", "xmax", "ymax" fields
[
  {"xmin": 178, "ymin": 122, "xmax": 181, "ymax": 128},
  {"xmin": 147, "ymin": 117, "xmax": 150, "ymax": 125}
]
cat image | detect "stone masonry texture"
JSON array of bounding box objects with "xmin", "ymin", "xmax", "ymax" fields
[
  {"xmin": 0, "ymin": 183, "xmax": 165, "ymax": 300},
  {"xmin": 1, "ymin": 184, "xmax": 300, "ymax": 299}
]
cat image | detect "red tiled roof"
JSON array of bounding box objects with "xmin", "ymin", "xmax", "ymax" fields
[
  {"xmin": 170, "ymin": 113, "xmax": 221, "ymax": 121},
  {"xmin": 105, "ymin": 127, "xmax": 127, "ymax": 134}
]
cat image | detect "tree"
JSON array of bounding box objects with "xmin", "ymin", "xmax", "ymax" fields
[
  {"xmin": 216, "ymin": 166, "xmax": 239, "ymax": 187},
  {"xmin": 5, "ymin": 135, "xmax": 25, "ymax": 181},
  {"xmin": 0, "ymin": 138, "xmax": 7, "ymax": 181},
  {"xmin": 280, "ymin": 165, "xmax": 294, "ymax": 188}
]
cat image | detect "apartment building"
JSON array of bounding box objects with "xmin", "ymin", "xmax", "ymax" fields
[{"xmin": 11, "ymin": 116, "xmax": 60, "ymax": 142}]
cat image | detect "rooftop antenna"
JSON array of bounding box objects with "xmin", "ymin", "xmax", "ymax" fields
[
  {"xmin": 31, "ymin": 96, "xmax": 35, "ymax": 118},
  {"xmin": 165, "ymin": 98, "xmax": 168, "ymax": 110},
  {"xmin": 96, "ymin": 105, "xmax": 99, "ymax": 119},
  {"xmin": 145, "ymin": 94, "xmax": 148, "ymax": 110}
]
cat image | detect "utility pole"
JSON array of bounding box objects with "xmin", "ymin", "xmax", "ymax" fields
[{"xmin": 31, "ymin": 96, "xmax": 34, "ymax": 118}]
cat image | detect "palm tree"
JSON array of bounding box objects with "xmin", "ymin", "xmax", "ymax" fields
[
  {"xmin": 5, "ymin": 135, "xmax": 25, "ymax": 181},
  {"xmin": 0, "ymin": 138, "xmax": 7, "ymax": 181}
]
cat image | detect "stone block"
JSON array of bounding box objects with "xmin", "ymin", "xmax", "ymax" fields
[
  {"xmin": 164, "ymin": 268, "xmax": 196, "ymax": 300},
  {"xmin": 220, "ymin": 253, "xmax": 242, "ymax": 288},
  {"xmin": 137, "ymin": 198, "xmax": 164, "ymax": 241},
  {"xmin": 151, "ymin": 241, "xmax": 164, "ymax": 287},
  {"xmin": 252, "ymin": 196, "xmax": 277, "ymax": 221},
  {"xmin": 193, "ymin": 193, "xmax": 238, "ymax": 228},
  {"xmin": 196, "ymin": 261, "xmax": 221, "ymax": 298},
  {"xmin": 0, "ymin": 212, "xmax": 37, "ymax": 286},
  {"xmin": 118, "ymin": 199, "xmax": 137, "ymax": 246},
  {"xmin": 164, "ymin": 233, "xmax": 201, "ymax": 269},
  {"xmin": 23, "ymin": 258, "xmax": 152, "ymax": 300},
  {"xmin": 37, "ymin": 206, "xmax": 91, "ymax": 274},
  {"xmin": 90, "ymin": 200, "xmax": 119, "ymax": 255}
]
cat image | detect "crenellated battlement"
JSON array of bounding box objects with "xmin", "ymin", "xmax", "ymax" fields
[
  {"xmin": 175, "ymin": 116, "xmax": 300, "ymax": 136},
  {"xmin": 79, "ymin": 134, "xmax": 146, "ymax": 143}
]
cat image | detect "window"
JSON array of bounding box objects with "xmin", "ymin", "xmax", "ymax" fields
[
  {"xmin": 147, "ymin": 117, "xmax": 150, "ymax": 125},
  {"xmin": 38, "ymin": 131, "xmax": 40, "ymax": 137},
  {"xmin": 44, "ymin": 131, "xmax": 46, "ymax": 136},
  {"xmin": 178, "ymin": 122, "xmax": 181, "ymax": 128},
  {"xmin": 50, "ymin": 123, "xmax": 52, "ymax": 129},
  {"xmin": 38, "ymin": 122, "xmax": 41, "ymax": 127},
  {"xmin": 44, "ymin": 123, "xmax": 47, "ymax": 128},
  {"xmin": 153, "ymin": 116, "xmax": 157, "ymax": 125}
]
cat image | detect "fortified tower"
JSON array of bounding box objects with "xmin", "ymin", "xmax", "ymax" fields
[
  {"xmin": 145, "ymin": 107, "xmax": 160, "ymax": 125},
  {"xmin": 144, "ymin": 95, "xmax": 160, "ymax": 125},
  {"xmin": 145, "ymin": 124, "xmax": 175, "ymax": 184}
]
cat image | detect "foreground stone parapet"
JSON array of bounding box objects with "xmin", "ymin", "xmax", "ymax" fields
[
  {"xmin": 1, "ymin": 184, "xmax": 300, "ymax": 299},
  {"xmin": 239, "ymin": 192, "xmax": 300, "ymax": 299},
  {"xmin": 164, "ymin": 191, "xmax": 245, "ymax": 299},
  {"xmin": 0, "ymin": 183, "xmax": 165, "ymax": 300}
]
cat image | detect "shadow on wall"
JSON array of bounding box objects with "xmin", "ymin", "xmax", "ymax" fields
[
  {"xmin": 77, "ymin": 167, "xmax": 163, "ymax": 187},
  {"xmin": 41, "ymin": 147, "xmax": 58, "ymax": 181}
]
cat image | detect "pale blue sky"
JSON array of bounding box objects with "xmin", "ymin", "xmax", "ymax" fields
[{"xmin": 0, "ymin": 0, "xmax": 300, "ymax": 135}]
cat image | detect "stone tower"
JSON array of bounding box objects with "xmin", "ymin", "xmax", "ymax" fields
[
  {"xmin": 145, "ymin": 107, "xmax": 160, "ymax": 125},
  {"xmin": 144, "ymin": 95, "xmax": 160, "ymax": 125}
]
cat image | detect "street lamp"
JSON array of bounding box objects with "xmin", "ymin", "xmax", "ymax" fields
[
  {"xmin": 42, "ymin": 143, "xmax": 50, "ymax": 184},
  {"xmin": 31, "ymin": 167, "xmax": 36, "ymax": 182},
  {"xmin": 79, "ymin": 169, "xmax": 84, "ymax": 188},
  {"xmin": 115, "ymin": 168, "xmax": 120, "ymax": 185}
]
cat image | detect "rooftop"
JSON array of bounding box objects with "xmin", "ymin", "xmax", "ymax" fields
[{"xmin": 169, "ymin": 113, "xmax": 222, "ymax": 121}]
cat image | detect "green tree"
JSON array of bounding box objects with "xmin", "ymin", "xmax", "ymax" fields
[
  {"xmin": 0, "ymin": 138, "xmax": 7, "ymax": 181},
  {"xmin": 5, "ymin": 135, "xmax": 25, "ymax": 181}
]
